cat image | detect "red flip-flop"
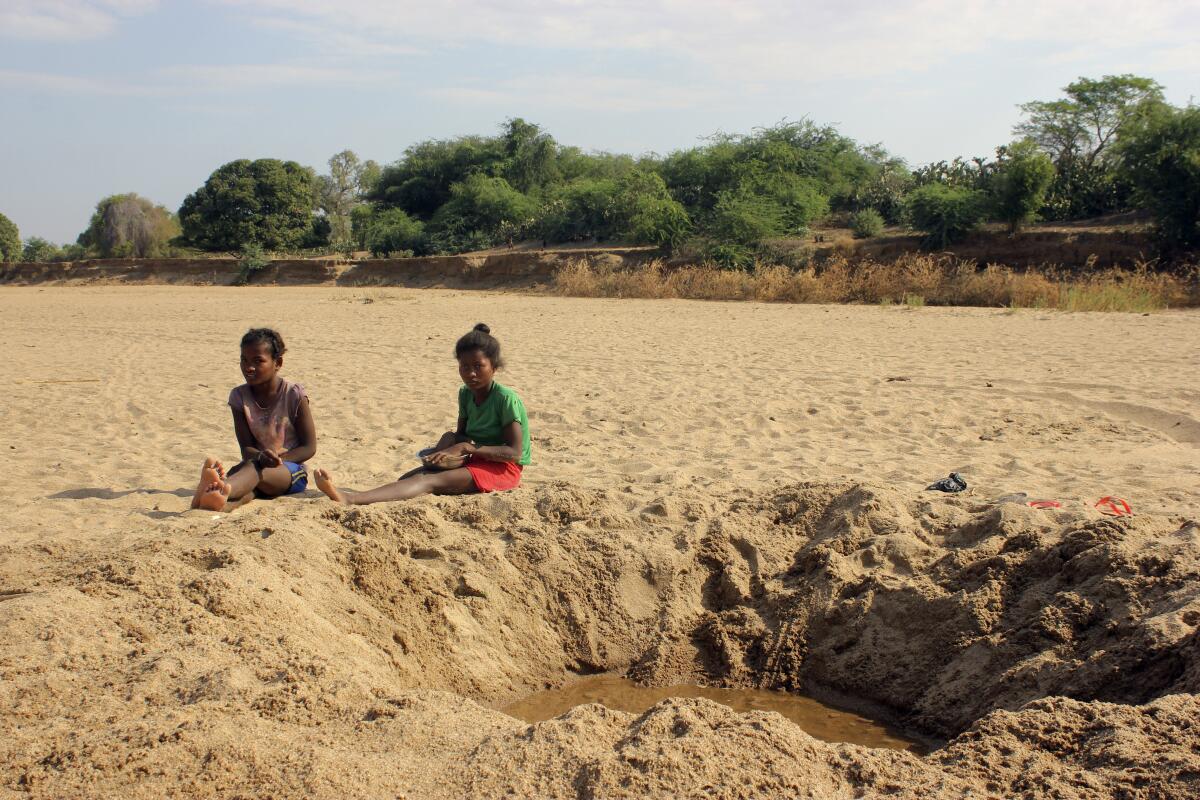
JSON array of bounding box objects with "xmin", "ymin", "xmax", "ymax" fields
[
  {"xmin": 1095, "ymin": 496, "xmax": 1132, "ymax": 517},
  {"xmin": 1027, "ymin": 500, "xmax": 1062, "ymax": 509}
]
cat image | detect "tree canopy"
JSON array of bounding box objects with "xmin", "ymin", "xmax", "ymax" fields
[
  {"xmin": 16, "ymin": 74, "xmax": 1195, "ymax": 268},
  {"xmin": 178, "ymin": 159, "xmax": 320, "ymax": 251},
  {"xmin": 991, "ymin": 140, "xmax": 1056, "ymax": 233},
  {"xmin": 1015, "ymin": 74, "xmax": 1166, "ymax": 219},
  {"xmin": 317, "ymin": 150, "xmax": 380, "ymax": 246},
  {"xmin": 78, "ymin": 193, "xmax": 180, "ymax": 257},
  {"xmin": 1117, "ymin": 105, "xmax": 1200, "ymax": 251},
  {"xmin": 0, "ymin": 212, "xmax": 19, "ymax": 262}
]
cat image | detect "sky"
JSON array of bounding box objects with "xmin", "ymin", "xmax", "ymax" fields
[{"xmin": 2, "ymin": 0, "xmax": 1198, "ymax": 243}]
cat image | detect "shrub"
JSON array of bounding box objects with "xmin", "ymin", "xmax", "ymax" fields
[
  {"xmin": 427, "ymin": 174, "xmax": 536, "ymax": 253},
  {"xmin": 1118, "ymin": 106, "xmax": 1200, "ymax": 252},
  {"xmin": 991, "ymin": 140, "xmax": 1055, "ymax": 233},
  {"xmin": 903, "ymin": 184, "xmax": 986, "ymax": 249},
  {"xmin": 21, "ymin": 237, "xmax": 66, "ymax": 262},
  {"xmin": 708, "ymin": 191, "xmax": 787, "ymax": 247},
  {"xmin": 0, "ymin": 212, "xmax": 19, "ymax": 262},
  {"xmin": 235, "ymin": 243, "xmax": 269, "ymax": 285},
  {"xmin": 366, "ymin": 208, "xmax": 426, "ymax": 257},
  {"xmin": 539, "ymin": 178, "xmax": 619, "ymax": 242},
  {"xmin": 610, "ymin": 171, "xmax": 691, "ymax": 249},
  {"xmin": 850, "ymin": 209, "xmax": 885, "ymax": 239}
]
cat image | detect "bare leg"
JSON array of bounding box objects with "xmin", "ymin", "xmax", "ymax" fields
[
  {"xmin": 223, "ymin": 460, "xmax": 295, "ymax": 501},
  {"xmin": 315, "ymin": 467, "xmax": 476, "ymax": 505}
]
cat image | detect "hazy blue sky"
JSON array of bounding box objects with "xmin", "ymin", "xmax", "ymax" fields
[{"xmin": 2, "ymin": 0, "xmax": 1197, "ymax": 243}]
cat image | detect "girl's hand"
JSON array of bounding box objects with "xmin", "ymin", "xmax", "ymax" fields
[
  {"xmin": 245, "ymin": 409, "xmax": 288, "ymax": 455},
  {"xmin": 256, "ymin": 449, "xmax": 283, "ymax": 469},
  {"xmin": 423, "ymin": 443, "xmax": 474, "ymax": 470}
]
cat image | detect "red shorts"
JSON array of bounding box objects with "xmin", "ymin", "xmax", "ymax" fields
[{"xmin": 466, "ymin": 460, "xmax": 523, "ymax": 492}]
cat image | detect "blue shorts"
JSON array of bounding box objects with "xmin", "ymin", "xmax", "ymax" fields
[
  {"xmin": 232, "ymin": 459, "xmax": 308, "ymax": 498},
  {"xmin": 280, "ymin": 461, "xmax": 308, "ymax": 495}
]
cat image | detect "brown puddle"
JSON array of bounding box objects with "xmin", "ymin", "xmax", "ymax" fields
[{"xmin": 502, "ymin": 675, "xmax": 924, "ymax": 753}]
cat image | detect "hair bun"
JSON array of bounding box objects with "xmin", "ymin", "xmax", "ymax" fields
[{"xmin": 473, "ymin": 323, "xmax": 491, "ymax": 334}]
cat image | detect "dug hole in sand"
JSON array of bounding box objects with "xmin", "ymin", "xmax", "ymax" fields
[
  {"xmin": 2, "ymin": 287, "xmax": 1199, "ymax": 798},
  {"xmin": 3, "ymin": 482, "xmax": 1199, "ymax": 797}
]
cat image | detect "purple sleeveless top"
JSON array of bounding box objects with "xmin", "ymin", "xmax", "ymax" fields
[{"xmin": 228, "ymin": 379, "xmax": 307, "ymax": 452}]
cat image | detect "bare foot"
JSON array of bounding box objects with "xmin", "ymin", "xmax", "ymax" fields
[
  {"xmin": 313, "ymin": 468, "xmax": 348, "ymax": 504},
  {"xmin": 196, "ymin": 480, "xmax": 231, "ymax": 512},
  {"xmin": 191, "ymin": 457, "xmax": 226, "ymax": 509}
]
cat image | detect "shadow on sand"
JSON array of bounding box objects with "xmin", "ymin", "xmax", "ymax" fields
[{"xmin": 47, "ymin": 487, "xmax": 193, "ymax": 500}]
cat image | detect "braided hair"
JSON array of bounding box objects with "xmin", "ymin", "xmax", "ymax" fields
[{"xmin": 241, "ymin": 327, "xmax": 286, "ymax": 359}]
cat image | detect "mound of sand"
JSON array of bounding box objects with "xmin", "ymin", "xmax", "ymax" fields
[{"xmin": 3, "ymin": 482, "xmax": 1198, "ymax": 797}]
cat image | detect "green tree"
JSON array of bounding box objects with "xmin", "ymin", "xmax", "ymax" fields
[
  {"xmin": 318, "ymin": 150, "xmax": 381, "ymax": 245},
  {"xmin": 991, "ymin": 140, "xmax": 1056, "ymax": 233},
  {"xmin": 364, "ymin": 208, "xmax": 426, "ymax": 257},
  {"xmin": 1118, "ymin": 105, "xmax": 1200, "ymax": 251},
  {"xmin": 539, "ymin": 178, "xmax": 620, "ymax": 242},
  {"xmin": 707, "ymin": 191, "xmax": 787, "ymax": 247},
  {"xmin": 608, "ymin": 170, "xmax": 690, "ymax": 248},
  {"xmin": 0, "ymin": 212, "xmax": 19, "ymax": 262},
  {"xmin": 427, "ymin": 174, "xmax": 536, "ymax": 253},
  {"xmin": 22, "ymin": 237, "xmax": 66, "ymax": 262},
  {"xmin": 178, "ymin": 159, "xmax": 319, "ymax": 251},
  {"xmin": 904, "ymin": 184, "xmax": 986, "ymax": 249},
  {"xmin": 369, "ymin": 135, "xmax": 504, "ymax": 218},
  {"xmin": 498, "ymin": 118, "xmax": 560, "ymax": 193},
  {"xmin": 1016, "ymin": 74, "xmax": 1166, "ymax": 218},
  {"xmin": 77, "ymin": 193, "xmax": 180, "ymax": 257}
]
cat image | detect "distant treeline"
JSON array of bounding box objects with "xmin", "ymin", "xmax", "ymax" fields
[{"xmin": 2, "ymin": 74, "xmax": 1196, "ymax": 268}]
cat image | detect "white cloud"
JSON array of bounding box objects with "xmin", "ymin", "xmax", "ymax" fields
[
  {"xmin": 0, "ymin": 0, "xmax": 157, "ymax": 41},
  {"xmin": 431, "ymin": 74, "xmax": 722, "ymax": 113},
  {"xmin": 213, "ymin": 0, "xmax": 1200, "ymax": 81},
  {"xmin": 158, "ymin": 62, "xmax": 404, "ymax": 90},
  {"xmin": 0, "ymin": 68, "xmax": 158, "ymax": 94},
  {"xmin": 0, "ymin": 61, "xmax": 403, "ymax": 97}
]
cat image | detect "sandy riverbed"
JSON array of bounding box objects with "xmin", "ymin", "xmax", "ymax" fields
[{"xmin": 2, "ymin": 286, "xmax": 1198, "ymax": 798}]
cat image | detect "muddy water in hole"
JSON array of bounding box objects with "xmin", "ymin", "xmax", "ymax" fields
[{"xmin": 503, "ymin": 675, "xmax": 923, "ymax": 752}]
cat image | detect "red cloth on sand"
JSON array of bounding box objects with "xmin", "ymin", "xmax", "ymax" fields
[{"xmin": 466, "ymin": 459, "xmax": 522, "ymax": 492}]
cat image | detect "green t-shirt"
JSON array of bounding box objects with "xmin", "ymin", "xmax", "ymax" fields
[{"xmin": 458, "ymin": 381, "xmax": 531, "ymax": 466}]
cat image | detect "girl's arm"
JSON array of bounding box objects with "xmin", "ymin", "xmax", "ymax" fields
[
  {"xmin": 279, "ymin": 397, "xmax": 317, "ymax": 464},
  {"xmin": 466, "ymin": 421, "xmax": 522, "ymax": 463}
]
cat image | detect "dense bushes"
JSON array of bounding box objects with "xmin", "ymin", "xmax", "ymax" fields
[
  {"xmin": 0, "ymin": 213, "xmax": 19, "ymax": 262},
  {"xmin": 364, "ymin": 208, "xmax": 426, "ymax": 257},
  {"xmin": 850, "ymin": 209, "xmax": 885, "ymax": 239},
  {"xmin": 12, "ymin": 75, "xmax": 1197, "ymax": 267},
  {"xmin": 991, "ymin": 141, "xmax": 1056, "ymax": 233},
  {"xmin": 1117, "ymin": 106, "xmax": 1200, "ymax": 251},
  {"xmin": 904, "ymin": 185, "xmax": 986, "ymax": 249}
]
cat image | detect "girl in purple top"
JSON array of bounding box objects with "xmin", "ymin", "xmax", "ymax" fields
[{"xmin": 190, "ymin": 328, "xmax": 318, "ymax": 511}]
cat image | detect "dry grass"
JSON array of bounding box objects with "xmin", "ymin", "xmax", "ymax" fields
[{"xmin": 554, "ymin": 254, "xmax": 1199, "ymax": 311}]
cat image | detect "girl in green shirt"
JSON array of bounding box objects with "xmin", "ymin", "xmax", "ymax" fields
[{"xmin": 315, "ymin": 323, "xmax": 530, "ymax": 504}]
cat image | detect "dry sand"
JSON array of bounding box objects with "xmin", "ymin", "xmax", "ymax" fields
[{"xmin": 1, "ymin": 286, "xmax": 1199, "ymax": 798}]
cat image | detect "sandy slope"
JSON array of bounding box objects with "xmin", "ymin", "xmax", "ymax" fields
[{"xmin": 1, "ymin": 287, "xmax": 1198, "ymax": 798}]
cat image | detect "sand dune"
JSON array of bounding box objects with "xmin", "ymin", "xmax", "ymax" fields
[{"xmin": 1, "ymin": 286, "xmax": 1198, "ymax": 798}]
